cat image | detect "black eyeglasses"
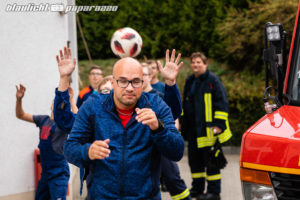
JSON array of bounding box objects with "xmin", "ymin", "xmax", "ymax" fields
[
  {"xmin": 99, "ymin": 88, "xmax": 111, "ymax": 94},
  {"xmin": 114, "ymin": 77, "xmax": 144, "ymax": 88}
]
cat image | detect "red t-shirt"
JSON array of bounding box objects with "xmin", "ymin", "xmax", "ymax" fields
[{"xmin": 116, "ymin": 107, "xmax": 134, "ymax": 128}]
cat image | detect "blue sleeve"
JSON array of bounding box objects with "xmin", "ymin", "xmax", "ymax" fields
[
  {"xmin": 33, "ymin": 115, "xmax": 48, "ymax": 128},
  {"xmin": 76, "ymin": 95, "xmax": 83, "ymax": 108},
  {"xmin": 151, "ymin": 96, "xmax": 184, "ymax": 161},
  {"xmin": 64, "ymin": 97, "xmax": 94, "ymax": 168},
  {"xmin": 164, "ymin": 84, "xmax": 182, "ymax": 120},
  {"xmin": 54, "ymin": 88, "xmax": 76, "ymax": 132},
  {"xmin": 32, "ymin": 115, "xmax": 49, "ymax": 128}
]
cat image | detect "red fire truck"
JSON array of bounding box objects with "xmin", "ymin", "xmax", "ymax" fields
[{"xmin": 240, "ymin": 3, "xmax": 300, "ymax": 200}]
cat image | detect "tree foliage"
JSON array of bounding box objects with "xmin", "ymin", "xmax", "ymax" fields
[
  {"xmin": 76, "ymin": 0, "xmax": 251, "ymax": 60},
  {"xmin": 214, "ymin": 0, "xmax": 298, "ymax": 72}
]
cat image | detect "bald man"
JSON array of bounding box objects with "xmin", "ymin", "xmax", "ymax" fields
[{"xmin": 54, "ymin": 47, "xmax": 184, "ymax": 199}]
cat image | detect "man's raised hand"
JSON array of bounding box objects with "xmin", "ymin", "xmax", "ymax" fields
[
  {"xmin": 56, "ymin": 47, "xmax": 76, "ymax": 78},
  {"xmin": 157, "ymin": 49, "xmax": 183, "ymax": 86},
  {"xmin": 16, "ymin": 84, "xmax": 26, "ymax": 100}
]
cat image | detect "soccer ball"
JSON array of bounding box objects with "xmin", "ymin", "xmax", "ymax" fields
[{"xmin": 110, "ymin": 27, "xmax": 143, "ymax": 58}]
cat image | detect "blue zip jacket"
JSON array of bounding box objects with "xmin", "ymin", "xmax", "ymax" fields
[
  {"xmin": 63, "ymin": 91, "xmax": 184, "ymax": 199},
  {"xmin": 54, "ymin": 84, "xmax": 183, "ymax": 196}
]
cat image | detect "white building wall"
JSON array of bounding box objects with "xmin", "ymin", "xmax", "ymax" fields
[{"xmin": 0, "ymin": 0, "xmax": 77, "ymax": 197}]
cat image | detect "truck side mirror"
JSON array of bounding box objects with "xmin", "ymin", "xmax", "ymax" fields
[{"xmin": 263, "ymin": 22, "xmax": 287, "ymax": 107}]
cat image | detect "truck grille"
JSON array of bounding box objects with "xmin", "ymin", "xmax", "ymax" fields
[{"xmin": 270, "ymin": 172, "xmax": 300, "ymax": 200}]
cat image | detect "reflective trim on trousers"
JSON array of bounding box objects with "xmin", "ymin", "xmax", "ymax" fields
[
  {"xmin": 171, "ymin": 188, "xmax": 190, "ymax": 200},
  {"xmin": 207, "ymin": 174, "xmax": 221, "ymax": 181},
  {"xmin": 191, "ymin": 172, "xmax": 206, "ymax": 179}
]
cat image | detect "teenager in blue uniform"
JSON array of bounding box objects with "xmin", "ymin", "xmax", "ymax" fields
[
  {"xmin": 15, "ymin": 84, "xmax": 70, "ymax": 200},
  {"xmin": 142, "ymin": 62, "xmax": 191, "ymax": 200}
]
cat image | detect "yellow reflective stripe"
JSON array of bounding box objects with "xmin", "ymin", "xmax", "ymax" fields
[
  {"xmin": 197, "ymin": 127, "xmax": 216, "ymax": 148},
  {"xmin": 207, "ymin": 174, "xmax": 221, "ymax": 181},
  {"xmin": 214, "ymin": 111, "xmax": 228, "ymax": 120},
  {"xmin": 171, "ymin": 188, "xmax": 190, "ymax": 200},
  {"xmin": 197, "ymin": 125, "xmax": 232, "ymax": 148},
  {"xmin": 204, "ymin": 93, "xmax": 212, "ymax": 122},
  {"xmin": 215, "ymin": 111, "xmax": 228, "ymax": 117},
  {"xmin": 218, "ymin": 119, "xmax": 232, "ymax": 143},
  {"xmin": 215, "ymin": 149, "xmax": 220, "ymax": 157},
  {"xmin": 198, "ymin": 103, "xmax": 232, "ymax": 148},
  {"xmin": 197, "ymin": 135, "xmax": 216, "ymax": 148},
  {"xmin": 207, "ymin": 127, "xmax": 213, "ymax": 138},
  {"xmin": 191, "ymin": 172, "xmax": 206, "ymax": 178},
  {"xmin": 214, "ymin": 116, "xmax": 227, "ymax": 120}
]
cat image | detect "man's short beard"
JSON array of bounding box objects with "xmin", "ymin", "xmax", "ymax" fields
[{"xmin": 116, "ymin": 95, "xmax": 137, "ymax": 107}]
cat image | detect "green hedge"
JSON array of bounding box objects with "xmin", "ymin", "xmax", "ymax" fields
[
  {"xmin": 221, "ymin": 69, "xmax": 265, "ymax": 145},
  {"xmin": 75, "ymin": 0, "xmax": 252, "ymax": 60},
  {"xmin": 214, "ymin": 0, "xmax": 297, "ymax": 72}
]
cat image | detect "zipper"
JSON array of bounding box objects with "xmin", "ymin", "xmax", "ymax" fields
[
  {"xmin": 120, "ymin": 113, "xmax": 137, "ymax": 199},
  {"xmin": 102, "ymin": 95, "xmax": 150, "ymax": 199},
  {"xmin": 120, "ymin": 128, "xmax": 126, "ymax": 199},
  {"xmin": 105, "ymin": 107, "xmax": 125, "ymax": 198}
]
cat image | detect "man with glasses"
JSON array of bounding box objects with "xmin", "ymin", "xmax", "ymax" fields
[
  {"xmin": 54, "ymin": 47, "xmax": 185, "ymax": 199},
  {"xmin": 76, "ymin": 65, "xmax": 103, "ymax": 108}
]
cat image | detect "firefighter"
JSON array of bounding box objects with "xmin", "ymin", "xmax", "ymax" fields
[{"xmin": 181, "ymin": 52, "xmax": 232, "ymax": 200}]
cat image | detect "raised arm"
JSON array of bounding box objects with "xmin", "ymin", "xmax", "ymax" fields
[
  {"xmin": 158, "ymin": 49, "xmax": 183, "ymax": 119},
  {"xmin": 68, "ymin": 86, "xmax": 78, "ymax": 114},
  {"xmin": 15, "ymin": 84, "xmax": 34, "ymax": 123},
  {"xmin": 56, "ymin": 46, "xmax": 76, "ymax": 92},
  {"xmin": 157, "ymin": 49, "xmax": 183, "ymax": 86},
  {"xmin": 54, "ymin": 47, "xmax": 77, "ymax": 131}
]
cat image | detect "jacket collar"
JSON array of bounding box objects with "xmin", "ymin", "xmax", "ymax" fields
[
  {"xmin": 89, "ymin": 85, "xmax": 93, "ymax": 91},
  {"xmin": 194, "ymin": 69, "xmax": 209, "ymax": 80}
]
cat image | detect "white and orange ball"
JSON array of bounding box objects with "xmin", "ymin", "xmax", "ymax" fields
[{"xmin": 110, "ymin": 27, "xmax": 143, "ymax": 58}]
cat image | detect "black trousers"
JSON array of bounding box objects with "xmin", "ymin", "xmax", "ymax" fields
[
  {"xmin": 188, "ymin": 139, "xmax": 221, "ymax": 194},
  {"xmin": 161, "ymin": 156, "xmax": 191, "ymax": 199}
]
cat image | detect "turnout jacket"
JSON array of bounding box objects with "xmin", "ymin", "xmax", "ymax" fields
[
  {"xmin": 63, "ymin": 91, "xmax": 184, "ymax": 199},
  {"xmin": 182, "ymin": 70, "xmax": 232, "ymax": 148}
]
